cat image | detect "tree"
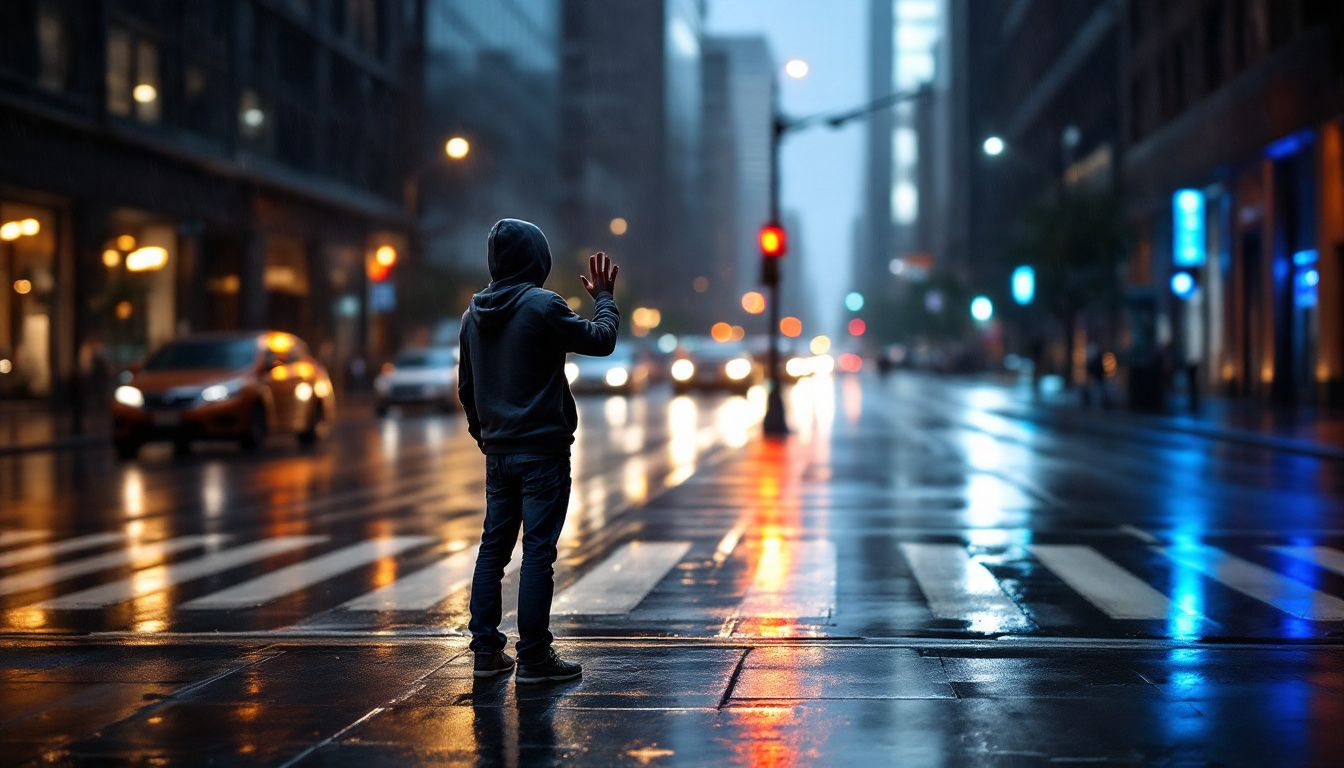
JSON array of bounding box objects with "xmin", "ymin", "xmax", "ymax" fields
[{"xmin": 1011, "ymin": 191, "xmax": 1128, "ymax": 385}]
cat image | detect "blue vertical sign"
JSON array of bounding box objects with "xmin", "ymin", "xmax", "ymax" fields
[{"xmin": 1172, "ymin": 189, "xmax": 1206, "ymax": 267}]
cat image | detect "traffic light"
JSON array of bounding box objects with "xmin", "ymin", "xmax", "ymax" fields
[
  {"xmin": 759, "ymin": 222, "xmax": 786, "ymax": 285},
  {"xmin": 759, "ymin": 223, "xmax": 786, "ymax": 257},
  {"xmin": 367, "ymin": 245, "xmax": 397, "ymax": 282}
]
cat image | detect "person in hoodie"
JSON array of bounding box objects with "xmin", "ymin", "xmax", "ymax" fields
[{"xmin": 458, "ymin": 218, "xmax": 620, "ymax": 684}]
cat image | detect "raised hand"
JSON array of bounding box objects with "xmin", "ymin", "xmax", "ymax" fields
[{"xmin": 579, "ymin": 251, "xmax": 620, "ymax": 298}]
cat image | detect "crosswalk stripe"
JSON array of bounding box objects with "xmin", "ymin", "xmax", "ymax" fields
[
  {"xmin": 182, "ymin": 536, "xmax": 433, "ymax": 610},
  {"xmin": 35, "ymin": 537, "xmax": 327, "ymax": 609},
  {"xmin": 0, "ymin": 532, "xmax": 126, "ymax": 569},
  {"xmin": 1267, "ymin": 546, "xmax": 1344, "ymax": 577},
  {"xmin": 901, "ymin": 542, "xmax": 1029, "ymax": 628},
  {"xmin": 337, "ymin": 543, "xmax": 520, "ymax": 611},
  {"xmin": 0, "ymin": 535, "xmax": 226, "ymax": 596},
  {"xmin": 1158, "ymin": 546, "xmax": 1344, "ymax": 621},
  {"xmin": 736, "ymin": 539, "xmax": 836, "ymax": 620},
  {"xmin": 554, "ymin": 541, "xmax": 692, "ymax": 615},
  {"xmin": 0, "ymin": 531, "xmax": 49, "ymax": 548},
  {"xmin": 1030, "ymin": 545, "xmax": 1174, "ymax": 619}
]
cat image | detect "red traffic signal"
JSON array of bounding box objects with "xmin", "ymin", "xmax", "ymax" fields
[{"xmin": 759, "ymin": 223, "xmax": 786, "ymax": 258}]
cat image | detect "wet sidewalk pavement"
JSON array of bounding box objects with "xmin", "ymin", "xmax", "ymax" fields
[
  {"xmin": 4, "ymin": 637, "xmax": 1342, "ymax": 766},
  {"xmin": 942, "ymin": 372, "xmax": 1344, "ymax": 459}
]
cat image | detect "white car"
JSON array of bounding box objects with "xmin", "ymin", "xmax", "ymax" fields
[
  {"xmin": 565, "ymin": 349, "xmax": 651, "ymax": 395},
  {"xmin": 375, "ymin": 346, "xmax": 458, "ymax": 416}
]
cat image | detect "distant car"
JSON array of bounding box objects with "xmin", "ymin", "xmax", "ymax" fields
[
  {"xmin": 670, "ymin": 340, "xmax": 760, "ymax": 395},
  {"xmin": 565, "ymin": 349, "xmax": 651, "ymax": 395},
  {"xmin": 111, "ymin": 332, "xmax": 335, "ymax": 459},
  {"xmin": 374, "ymin": 346, "xmax": 458, "ymax": 416}
]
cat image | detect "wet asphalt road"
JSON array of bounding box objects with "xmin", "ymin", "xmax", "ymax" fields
[{"xmin": 2, "ymin": 371, "xmax": 1344, "ymax": 765}]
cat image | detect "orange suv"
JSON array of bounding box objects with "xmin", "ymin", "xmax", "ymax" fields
[{"xmin": 111, "ymin": 332, "xmax": 335, "ymax": 459}]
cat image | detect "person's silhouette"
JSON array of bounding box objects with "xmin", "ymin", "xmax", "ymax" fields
[{"xmin": 458, "ymin": 218, "xmax": 620, "ymax": 684}]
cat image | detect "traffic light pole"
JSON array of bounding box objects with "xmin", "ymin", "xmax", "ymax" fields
[
  {"xmin": 761, "ymin": 109, "xmax": 789, "ymax": 437},
  {"xmin": 760, "ymin": 84, "xmax": 929, "ymax": 438}
]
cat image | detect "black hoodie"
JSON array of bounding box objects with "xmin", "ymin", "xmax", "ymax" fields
[{"xmin": 458, "ymin": 218, "xmax": 620, "ymax": 454}]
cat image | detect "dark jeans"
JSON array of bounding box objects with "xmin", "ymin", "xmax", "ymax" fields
[{"xmin": 468, "ymin": 453, "xmax": 571, "ymax": 661}]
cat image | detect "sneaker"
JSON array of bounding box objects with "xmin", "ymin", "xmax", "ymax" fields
[
  {"xmin": 515, "ymin": 649, "xmax": 582, "ymax": 684},
  {"xmin": 473, "ymin": 650, "xmax": 516, "ymax": 678}
]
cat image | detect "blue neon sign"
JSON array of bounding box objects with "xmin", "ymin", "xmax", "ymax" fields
[
  {"xmin": 1011, "ymin": 265, "xmax": 1035, "ymax": 305},
  {"xmin": 1172, "ymin": 189, "xmax": 1206, "ymax": 267}
]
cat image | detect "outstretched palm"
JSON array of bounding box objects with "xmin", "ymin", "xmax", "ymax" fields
[{"xmin": 580, "ymin": 252, "xmax": 620, "ymax": 297}]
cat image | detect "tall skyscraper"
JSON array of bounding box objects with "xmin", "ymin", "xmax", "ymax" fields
[{"xmin": 559, "ymin": 0, "xmax": 705, "ymax": 325}]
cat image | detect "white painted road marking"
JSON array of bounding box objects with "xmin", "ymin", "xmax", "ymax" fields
[
  {"xmin": 1158, "ymin": 546, "xmax": 1344, "ymax": 621},
  {"xmin": 0, "ymin": 532, "xmax": 126, "ymax": 569},
  {"xmin": 0, "ymin": 535, "xmax": 226, "ymax": 596},
  {"xmin": 182, "ymin": 536, "xmax": 432, "ymax": 609},
  {"xmin": 0, "ymin": 531, "xmax": 49, "ymax": 548},
  {"xmin": 1268, "ymin": 546, "xmax": 1344, "ymax": 577},
  {"xmin": 901, "ymin": 542, "xmax": 1029, "ymax": 630},
  {"xmin": 554, "ymin": 541, "xmax": 692, "ymax": 615},
  {"xmin": 337, "ymin": 542, "xmax": 522, "ymax": 612},
  {"xmin": 36, "ymin": 537, "xmax": 327, "ymax": 609},
  {"xmin": 1030, "ymin": 545, "xmax": 1175, "ymax": 619}
]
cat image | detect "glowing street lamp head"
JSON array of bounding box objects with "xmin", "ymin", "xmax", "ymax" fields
[
  {"xmin": 970, "ymin": 295, "xmax": 994, "ymax": 322},
  {"xmin": 444, "ymin": 136, "xmax": 470, "ymax": 160},
  {"xmin": 784, "ymin": 58, "xmax": 810, "ymax": 79},
  {"xmin": 374, "ymin": 245, "xmax": 397, "ymax": 268},
  {"xmin": 982, "ymin": 135, "xmax": 1005, "ymax": 157}
]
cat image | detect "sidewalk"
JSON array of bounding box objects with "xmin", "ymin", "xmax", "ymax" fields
[
  {"xmin": 969, "ymin": 373, "xmax": 1344, "ymax": 460},
  {"xmin": 6, "ymin": 637, "xmax": 1341, "ymax": 766}
]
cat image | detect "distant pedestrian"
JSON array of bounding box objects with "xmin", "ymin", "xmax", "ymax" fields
[{"xmin": 458, "ymin": 218, "xmax": 620, "ymax": 684}]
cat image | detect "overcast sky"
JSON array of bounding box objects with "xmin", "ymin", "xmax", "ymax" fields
[{"xmin": 706, "ymin": 0, "xmax": 868, "ymax": 335}]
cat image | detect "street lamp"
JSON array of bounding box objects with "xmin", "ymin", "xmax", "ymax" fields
[
  {"xmin": 444, "ymin": 136, "xmax": 470, "ymax": 160},
  {"xmin": 982, "ymin": 135, "xmax": 1005, "ymax": 157}
]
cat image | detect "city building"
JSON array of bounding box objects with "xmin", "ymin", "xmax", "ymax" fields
[
  {"xmin": 419, "ymin": 0, "xmax": 562, "ymax": 325},
  {"xmin": 0, "ymin": 0, "xmax": 424, "ymax": 410},
  {"xmin": 958, "ymin": 0, "xmax": 1123, "ymax": 376},
  {"xmin": 701, "ymin": 35, "xmax": 774, "ymax": 318},
  {"xmin": 558, "ymin": 0, "xmax": 706, "ymax": 330},
  {"xmin": 860, "ymin": 0, "xmax": 956, "ymax": 338},
  {"xmin": 1124, "ymin": 0, "xmax": 1344, "ymax": 405}
]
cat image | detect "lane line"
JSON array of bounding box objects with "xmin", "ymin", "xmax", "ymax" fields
[
  {"xmin": 0, "ymin": 535, "xmax": 226, "ymax": 596},
  {"xmin": 182, "ymin": 536, "xmax": 433, "ymax": 610},
  {"xmin": 36, "ymin": 537, "xmax": 328, "ymax": 609},
  {"xmin": 553, "ymin": 541, "xmax": 692, "ymax": 615},
  {"xmin": 713, "ymin": 521, "xmax": 749, "ymax": 566},
  {"xmin": 900, "ymin": 542, "xmax": 1030, "ymax": 630},
  {"xmin": 1158, "ymin": 546, "xmax": 1344, "ymax": 621},
  {"xmin": 337, "ymin": 543, "xmax": 520, "ymax": 612},
  {"xmin": 734, "ymin": 539, "xmax": 836, "ymax": 620},
  {"xmin": 0, "ymin": 531, "xmax": 49, "ymax": 548},
  {"xmin": 0, "ymin": 532, "xmax": 127, "ymax": 569},
  {"xmin": 1119, "ymin": 525, "xmax": 1159, "ymax": 544},
  {"xmin": 1266, "ymin": 546, "xmax": 1344, "ymax": 577},
  {"xmin": 1030, "ymin": 544, "xmax": 1174, "ymax": 619}
]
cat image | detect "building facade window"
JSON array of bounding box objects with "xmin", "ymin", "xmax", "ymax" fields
[
  {"xmin": 106, "ymin": 26, "xmax": 161, "ymax": 124},
  {"xmin": 36, "ymin": 0, "xmax": 72, "ymax": 92},
  {"xmin": 0, "ymin": 202, "xmax": 57, "ymax": 397}
]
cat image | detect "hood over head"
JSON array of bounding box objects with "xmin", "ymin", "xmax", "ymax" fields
[{"xmin": 469, "ymin": 218, "xmax": 552, "ymax": 329}]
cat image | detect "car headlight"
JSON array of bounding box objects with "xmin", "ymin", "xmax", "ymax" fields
[
  {"xmin": 670, "ymin": 359, "xmax": 695, "ymax": 381},
  {"xmin": 200, "ymin": 380, "xmax": 241, "ymax": 403},
  {"xmin": 785, "ymin": 356, "xmax": 810, "ymax": 378},
  {"xmin": 605, "ymin": 367, "xmax": 629, "ymax": 388},
  {"xmin": 564, "ymin": 362, "xmax": 580, "ymax": 384},
  {"xmin": 114, "ymin": 385, "xmax": 144, "ymax": 408},
  {"xmin": 725, "ymin": 357, "xmax": 752, "ymax": 381}
]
